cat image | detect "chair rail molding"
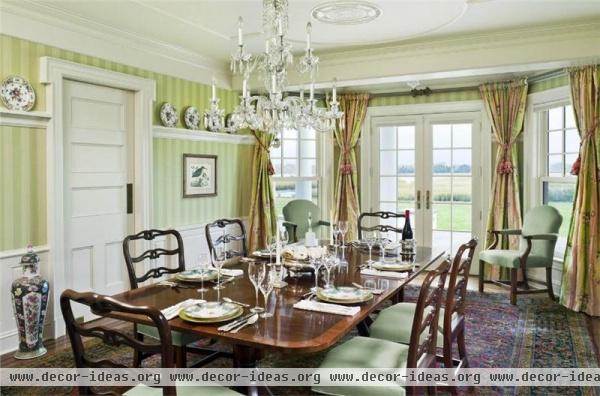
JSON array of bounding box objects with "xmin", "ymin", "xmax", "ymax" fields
[
  {"xmin": 40, "ymin": 56, "xmax": 156, "ymax": 338},
  {"xmin": 0, "ymin": 109, "xmax": 52, "ymax": 128},
  {"xmin": 153, "ymin": 126, "xmax": 255, "ymax": 145}
]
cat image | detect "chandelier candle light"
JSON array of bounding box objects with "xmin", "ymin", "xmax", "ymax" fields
[{"xmin": 204, "ymin": 0, "xmax": 343, "ymax": 135}]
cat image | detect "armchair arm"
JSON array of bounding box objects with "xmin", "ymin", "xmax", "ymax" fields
[
  {"xmin": 491, "ymin": 229, "xmax": 522, "ymax": 235},
  {"xmin": 282, "ymin": 221, "xmax": 298, "ymax": 242},
  {"xmin": 523, "ymin": 233, "xmax": 559, "ymax": 241},
  {"xmin": 488, "ymin": 229, "xmax": 522, "ymax": 249},
  {"xmin": 317, "ymin": 220, "xmax": 331, "ymax": 227}
]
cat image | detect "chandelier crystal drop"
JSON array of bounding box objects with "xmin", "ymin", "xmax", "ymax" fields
[{"xmin": 204, "ymin": 0, "xmax": 343, "ymax": 135}]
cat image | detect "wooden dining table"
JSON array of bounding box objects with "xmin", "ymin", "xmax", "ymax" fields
[{"xmin": 109, "ymin": 245, "xmax": 445, "ymax": 384}]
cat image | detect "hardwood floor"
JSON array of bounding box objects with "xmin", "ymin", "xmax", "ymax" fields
[{"xmin": 2, "ymin": 276, "xmax": 599, "ymax": 368}]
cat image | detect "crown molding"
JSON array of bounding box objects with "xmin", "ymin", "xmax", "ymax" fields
[
  {"xmin": 281, "ymin": 19, "xmax": 600, "ymax": 88},
  {"xmin": 0, "ymin": 1, "xmax": 232, "ymax": 89}
]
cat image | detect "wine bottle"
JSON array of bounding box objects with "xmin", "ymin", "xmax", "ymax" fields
[{"xmin": 402, "ymin": 209, "xmax": 413, "ymax": 240}]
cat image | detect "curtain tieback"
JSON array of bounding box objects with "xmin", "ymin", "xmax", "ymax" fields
[
  {"xmin": 252, "ymin": 131, "xmax": 275, "ymax": 176},
  {"xmin": 570, "ymin": 118, "xmax": 599, "ymax": 176},
  {"xmin": 497, "ymin": 143, "xmax": 514, "ymax": 175},
  {"xmin": 340, "ymin": 146, "xmax": 353, "ymax": 175}
]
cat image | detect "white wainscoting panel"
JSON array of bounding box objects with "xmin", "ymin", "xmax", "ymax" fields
[{"xmin": 0, "ymin": 246, "xmax": 52, "ymax": 355}]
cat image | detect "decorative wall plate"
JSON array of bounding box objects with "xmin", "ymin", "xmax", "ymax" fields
[
  {"xmin": 1, "ymin": 76, "xmax": 35, "ymax": 111},
  {"xmin": 160, "ymin": 103, "xmax": 178, "ymax": 127},
  {"xmin": 184, "ymin": 106, "xmax": 201, "ymax": 130}
]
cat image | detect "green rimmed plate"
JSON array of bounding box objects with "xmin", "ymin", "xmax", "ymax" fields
[
  {"xmin": 316, "ymin": 287, "xmax": 373, "ymax": 304},
  {"xmin": 372, "ymin": 262, "xmax": 413, "ymax": 272},
  {"xmin": 179, "ymin": 302, "xmax": 243, "ymax": 323},
  {"xmin": 175, "ymin": 268, "xmax": 219, "ymax": 282}
]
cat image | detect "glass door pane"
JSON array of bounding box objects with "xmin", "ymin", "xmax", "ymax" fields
[
  {"xmin": 377, "ymin": 124, "xmax": 417, "ymax": 241},
  {"xmin": 430, "ymin": 122, "xmax": 473, "ymax": 254}
]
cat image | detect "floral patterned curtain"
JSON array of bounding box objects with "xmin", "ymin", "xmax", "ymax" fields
[
  {"xmin": 560, "ymin": 65, "xmax": 600, "ymax": 317},
  {"xmin": 479, "ymin": 80, "xmax": 528, "ymax": 279},
  {"xmin": 248, "ymin": 130, "xmax": 277, "ymax": 252},
  {"xmin": 334, "ymin": 93, "xmax": 370, "ymax": 241}
]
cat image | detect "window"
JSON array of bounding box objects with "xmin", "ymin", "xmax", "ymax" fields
[
  {"xmin": 271, "ymin": 128, "xmax": 319, "ymax": 216},
  {"xmin": 539, "ymin": 104, "xmax": 579, "ymax": 256}
]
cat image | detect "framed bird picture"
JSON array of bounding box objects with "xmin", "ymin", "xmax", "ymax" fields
[{"xmin": 182, "ymin": 154, "xmax": 217, "ymax": 197}]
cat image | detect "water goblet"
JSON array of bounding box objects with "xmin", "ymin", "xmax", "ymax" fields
[
  {"xmin": 364, "ymin": 279, "xmax": 377, "ymax": 290},
  {"xmin": 197, "ymin": 253, "xmax": 210, "ymax": 294},
  {"xmin": 332, "ymin": 223, "xmax": 341, "ymax": 247},
  {"xmin": 364, "ymin": 232, "xmax": 377, "ymax": 268},
  {"xmin": 211, "ymin": 246, "xmax": 226, "ymax": 291},
  {"xmin": 338, "ymin": 221, "xmax": 349, "ymax": 249},
  {"xmin": 248, "ymin": 261, "xmax": 265, "ymax": 313},
  {"xmin": 322, "ymin": 252, "xmax": 339, "ymax": 289},
  {"xmin": 259, "ymin": 266, "xmax": 276, "ymax": 318},
  {"xmin": 272, "ymin": 229, "xmax": 288, "ymax": 288}
]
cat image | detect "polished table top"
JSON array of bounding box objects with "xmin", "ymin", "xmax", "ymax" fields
[{"xmin": 110, "ymin": 246, "xmax": 445, "ymax": 354}]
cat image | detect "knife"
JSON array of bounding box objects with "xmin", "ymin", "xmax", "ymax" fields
[{"xmin": 217, "ymin": 312, "xmax": 255, "ymax": 332}]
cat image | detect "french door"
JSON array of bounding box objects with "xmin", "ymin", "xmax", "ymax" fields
[{"xmin": 368, "ymin": 113, "xmax": 482, "ymax": 255}]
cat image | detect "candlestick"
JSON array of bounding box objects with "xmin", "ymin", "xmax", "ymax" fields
[
  {"xmin": 272, "ymin": 74, "xmax": 277, "ymax": 93},
  {"xmin": 332, "ymin": 78, "xmax": 337, "ymax": 102},
  {"xmin": 242, "ymin": 79, "xmax": 247, "ymax": 98},
  {"xmin": 329, "ymin": 209, "xmax": 334, "ymax": 245},
  {"xmin": 237, "ymin": 17, "xmax": 243, "ymax": 46},
  {"xmin": 277, "ymin": 18, "xmax": 283, "ymax": 36},
  {"xmin": 309, "ymin": 82, "xmax": 314, "ymax": 100},
  {"xmin": 211, "ymin": 77, "xmax": 216, "ymax": 101},
  {"xmin": 306, "ymin": 22, "xmax": 312, "ymax": 50},
  {"xmin": 276, "ymin": 220, "xmax": 282, "ymax": 265},
  {"xmin": 300, "ymin": 88, "xmax": 304, "ymax": 100}
]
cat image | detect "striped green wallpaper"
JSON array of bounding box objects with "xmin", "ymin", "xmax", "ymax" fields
[
  {"xmin": 368, "ymin": 89, "xmax": 481, "ymax": 107},
  {"xmin": 153, "ymin": 139, "xmax": 254, "ymax": 228},
  {"xmin": 1, "ymin": 127, "xmax": 46, "ymax": 249},
  {"xmin": 0, "ymin": 34, "xmax": 252, "ymax": 251},
  {"xmin": 529, "ymin": 74, "xmax": 569, "ymax": 93}
]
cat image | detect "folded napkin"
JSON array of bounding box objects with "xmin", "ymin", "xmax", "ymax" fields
[
  {"xmin": 161, "ymin": 298, "xmax": 205, "ymax": 320},
  {"xmin": 220, "ymin": 268, "xmax": 244, "ymax": 277},
  {"xmin": 293, "ymin": 299, "xmax": 360, "ymax": 316},
  {"xmin": 361, "ymin": 268, "xmax": 409, "ymax": 279}
]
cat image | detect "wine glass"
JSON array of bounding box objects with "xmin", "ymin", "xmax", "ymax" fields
[
  {"xmin": 332, "ymin": 223, "xmax": 341, "ymax": 247},
  {"xmin": 259, "ymin": 265, "xmax": 276, "ymax": 319},
  {"xmin": 211, "ymin": 246, "xmax": 226, "ymax": 291},
  {"xmin": 338, "ymin": 221, "xmax": 349, "ymax": 249},
  {"xmin": 308, "ymin": 250, "xmax": 323, "ymax": 292},
  {"xmin": 197, "ymin": 253, "xmax": 210, "ymax": 293},
  {"xmin": 364, "ymin": 231, "xmax": 377, "ymax": 268},
  {"xmin": 267, "ymin": 235, "xmax": 277, "ymax": 266},
  {"xmin": 248, "ymin": 261, "xmax": 265, "ymax": 313},
  {"xmin": 322, "ymin": 251, "xmax": 339, "ymax": 289}
]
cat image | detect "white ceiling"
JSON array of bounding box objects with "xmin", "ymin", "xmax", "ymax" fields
[{"xmin": 11, "ymin": 0, "xmax": 600, "ymax": 64}]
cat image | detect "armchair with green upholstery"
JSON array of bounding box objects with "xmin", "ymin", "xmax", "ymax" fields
[
  {"xmin": 478, "ymin": 205, "xmax": 562, "ymax": 305},
  {"xmin": 282, "ymin": 199, "xmax": 330, "ymax": 242}
]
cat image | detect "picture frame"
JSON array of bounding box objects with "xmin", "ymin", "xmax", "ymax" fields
[{"xmin": 182, "ymin": 154, "xmax": 217, "ymax": 198}]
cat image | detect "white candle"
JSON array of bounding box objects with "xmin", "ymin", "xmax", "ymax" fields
[
  {"xmin": 242, "ymin": 79, "xmax": 247, "ymax": 98},
  {"xmin": 332, "ymin": 78, "xmax": 337, "ymax": 102},
  {"xmin": 300, "ymin": 88, "xmax": 304, "ymax": 100},
  {"xmin": 309, "ymin": 82, "xmax": 314, "ymax": 100},
  {"xmin": 265, "ymin": 40, "xmax": 270, "ymax": 54},
  {"xmin": 306, "ymin": 22, "xmax": 312, "ymax": 50},
  {"xmin": 237, "ymin": 17, "xmax": 243, "ymax": 46},
  {"xmin": 277, "ymin": 18, "xmax": 283, "ymax": 36},
  {"xmin": 211, "ymin": 77, "xmax": 216, "ymax": 101},
  {"xmin": 276, "ymin": 220, "xmax": 282, "ymax": 265},
  {"xmin": 272, "ymin": 74, "xmax": 277, "ymax": 93},
  {"xmin": 329, "ymin": 209, "xmax": 334, "ymax": 245}
]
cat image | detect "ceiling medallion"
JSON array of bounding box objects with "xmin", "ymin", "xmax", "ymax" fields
[{"xmin": 311, "ymin": 1, "xmax": 382, "ymax": 25}]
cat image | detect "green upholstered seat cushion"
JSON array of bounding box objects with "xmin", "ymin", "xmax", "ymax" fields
[
  {"xmin": 282, "ymin": 199, "xmax": 327, "ymax": 241},
  {"xmin": 312, "ymin": 336, "xmax": 408, "ymax": 396},
  {"xmin": 125, "ymin": 383, "xmax": 242, "ymax": 396},
  {"xmin": 137, "ymin": 324, "xmax": 203, "ymax": 346},
  {"xmin": 478, "ymin": 249, "xmax": 551, "ymax": 268},
  {"xmin": 369, "ymin": 303, "xmax": 444, "ymax": 347}
]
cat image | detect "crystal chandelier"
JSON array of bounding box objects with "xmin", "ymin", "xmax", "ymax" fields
[{"xmin": 204, "ymin": 0, "xmax": 343, "ymax": 135}]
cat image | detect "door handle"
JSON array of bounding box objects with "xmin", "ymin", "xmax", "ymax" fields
[
  {"xmin": 416, "ymin": 190, "xmax": 421, "ymax": 210},
  {"xmin": 426, "ymin": 190, "xmax": 431, "ymax": 210},
  {"xmin": 127, "ymin": 183, "xmax": 133, "ymax": 214}
]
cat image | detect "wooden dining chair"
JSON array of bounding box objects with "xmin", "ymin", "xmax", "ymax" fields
[
  {"xmin": 60, "ymin": 289, "xmax": 241, "ymax": 396},
  {"xmin": 357, "ymin": 211, "xmax": 405, "ymax": 240},
  {"xmin": 123, "ymin": 229, "xmax": 228, "ymax": 368},
  {"xmin": 312, "ymin": 260, "xmax": 451, "ymax": 396},
  {"xmin": 205, "ymin": 218, "xmax": 247, "ymax": 259},
  {"xmin": 368, "ymin": 238, "xmax": 478, "ymax": 395}
]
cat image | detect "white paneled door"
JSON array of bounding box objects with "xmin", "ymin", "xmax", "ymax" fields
[
  {"xmin": 64, "ymin": 80, "xmax": 134, "ymax": 317},
  {"xmin": 369, "ymin": 113, "xmax": 482, "ymax": 255}
]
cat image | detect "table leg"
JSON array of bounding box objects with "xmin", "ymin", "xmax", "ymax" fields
[
  {"xmin": 356, "ymin": 320, "xmax": 370, "ymax": 336},
  {"xmin": 233, "ymin": 345, "xmax": 272, "ymax": 396},
  {"xmin": 393, "ymin": 288, "xmax": 404, "ymax": 304}
]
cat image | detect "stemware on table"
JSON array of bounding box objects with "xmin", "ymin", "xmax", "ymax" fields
[
  {"xmin": 197, "ymin": 253, "xmax": 210, "ymax": 294},
  {"xmin": 272, "ymin": 228, "xmax": 289, "ymax": 288},
  {"xmin": 364, "ymin": 231, "xmax": 377, "ymax": 268},
  {"xmin": 338, "ymin": 221, "xmax": 348, "ymax": 249},
  {"xmin": 211, "ymin": 246, "xmax": 227, "ymax": 291},
  {"xmin": 259, "ymin": 265, "xmax": 276, "ymax": 319},
  {"xmin": 248, "ymin": 261, "xmax": 266, "ymax": 313},
  {"xmin": 322, "ymin": 249, "xmax": 339, "ymax": 289}
]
